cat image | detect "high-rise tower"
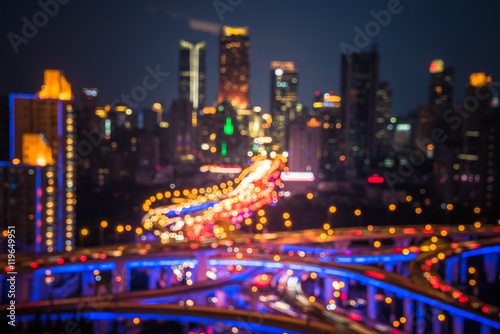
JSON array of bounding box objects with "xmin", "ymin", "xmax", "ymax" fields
[
  {"xmin": 270, "ymin": 61, "xmax": 298, "ymax": 152},
  {"xmin": 179, "ymin": 40, "xmax": 206, "ymax": 109},
  {"xmin": 217, "ymin": 26, "xmax": 250, "ymax": 109},
  {"xmin": 340, "ymin": 51, "xmax": 379, "ymax": 176},
  {"xmin": 9, "ymin": 69, "xmax": 76, "ymax": 253}
]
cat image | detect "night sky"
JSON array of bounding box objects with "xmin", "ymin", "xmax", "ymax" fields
[{"xmin": 2, "ymin": 0, "xmax": 500, "ymax": 118}]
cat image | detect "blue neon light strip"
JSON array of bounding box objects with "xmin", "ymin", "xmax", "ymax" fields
[
  {"xmin": 31, "ymin": 262, "xmax": 116, "ymax": 301},
  {"xmin": 35, "ymin": 262, "xmax": 116, "ymax": 275},
  {"xmin": 163, "ymin": 201, "xmax": 220, "ymax": 217},
  {"xmin": 459, "ymin": 245, "xmax": 500, "ymax": 259},
  {"xmin": 18, "ymin": 312, "xmax": 307, "ymax": 334},
  {"xmin": 125, "ymin": 259, "xmax": 198, "ymax": 269},
  {"xmin": 335, "ymin": 253, "xmax": 417, "ymax": 264},
  {"xmin": 208, "ymin": 259, "xmax": 500, "ymax": 329},
  {"xmin": 35, "ymin": 166, "xmax": 41, "ymax": 253},
  {"xmin": 282, "ymin": 245, "xmax": 337, "ymax": 255}
]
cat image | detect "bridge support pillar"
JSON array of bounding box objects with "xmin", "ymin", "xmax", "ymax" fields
[
  {"xmin": 446, "ymin": 257, "xmax": 458, "ymax": 283},
  {"xmin": 432, "ymin": 307, "xmax": 442, "ymax": 334},
  {"xmin": 395, "ymin": 237, "xmax": 411, "ymax": 249},
  {"xmin": 341, "ymin": 277, "xmax": 349, "ymax": 301},
  {"xmin": 384, "ymin": 262, "xmax": 394, "ymax": 273},
  {"xmin": 195, "ymin": 251, "xmax": 209, "ymax": 283},
  {"xmin": 452, "ymin": 315, "xmax": 464, "ymax": 334},
  {"xmin": 481, "ymin": 324, "xmax": 491, "ymax": 334},
  {"xmin": 416, "ymin": 301, "xmax": 426, "ymax": 334},
  {"xmin": 166, "ymin": 268, "xmax": 172, "ymax": 287},
  {"xmin": 112, "ymin": 261, "xmax": 127, "ymax": 293},
  {"xmin": 215, "ymin": 289, "xmax": 226, "ymax": 307},
  {"xmin": 95, "ymin": 319, "xmax": 108, "ymax": 334},
  {"xmin": 459, "ymin": 258, "xmax": 467, "ymax": 284},
  {"xmin": 30, "ymin": 273, "xmax": 41, "ymax": 301},
  {"xmin": 323, "ymin": 277, "xmax": 333, "ymax": 302},
  {"xmin": 148, "ymin": 267, "xmax": 161, "ymax": 290},
  {"xmin": 367, "ymin": 284, "xmax": 377, "ymax": 320},
  {"xmin": 15, "ymin": 274, "xmax": 31, "ymax": 303},
  {"xmin": 403, "ymin": 298, "xmax": 414, "ymax": 333},
  {"xmin": 313, "ymin": 277, "xmax": 321, "ymax": 297},
  {"xmin": 483, "ymin": 253, "xmax": 498, "ymax": 284},
  {"xmin": 82, "ymin": 271, "xmax": 94, "ymax": 296}
]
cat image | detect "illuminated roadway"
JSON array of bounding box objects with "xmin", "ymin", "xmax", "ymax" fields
[{"xmin": 3, "ymin": 157, "xmax": 500, "ymax": 333}]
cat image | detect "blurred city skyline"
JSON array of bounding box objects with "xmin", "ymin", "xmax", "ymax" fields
[{"xmin": 3, "ymin": 0, "xmax": 500, "ymax": 117}]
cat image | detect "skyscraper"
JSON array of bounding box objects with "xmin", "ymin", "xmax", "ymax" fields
[
  {"xmin": 9, "ymin": 69, "xmax": 76, "ymax": 253},
  {"xmin": 288, "ymin": 119, "xmax": 321, "ymax": 175},
  {"xmin": 456, "ymin": 73, "xmax": 499, "ymax": 209},
  {"xmin": 418, "ymin": 59, "xmax": 455, "ymax": 153},
  {"xmin": 218, "ymin": 26, "xmax": 250, "ymax": 109},
  {"xmin": 312, "ymin": 92, "xmax": 343, "ymax": 179},
  {"xmin": 179, "ymin": 40, "xmax": 206, "ymax": 109},
  {"xmin": 81, "ymin": 88, "xmax": 98, "ymax": 131},
  {"xmin": 429, "ymin": 59, "xmax": 454, "ymax": 108},
  {"xmin": 270, "ymin": 61, "xmax": 298, "ymax": 152},
  {"xmin": 340, "ymin": 51, "xmax": 379, "ymax": 176},
  {"xmin": 0, "ymin": 161, "xmax": 50, "ymax": 253},
  {"xmin": 374, "ymin": 82, "xmax": 392, "ymax": 161},
  {"xmin": 170, "ymin": 98, "xmax": 195, "ymax": 163}
]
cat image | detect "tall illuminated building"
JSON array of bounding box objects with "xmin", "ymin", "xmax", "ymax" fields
[
  {"xmin": 418, "ymin": 59, "xmax": 455, "ymax": 153},
  {"xmin": 179, "ymin": 40, "xmax": 206, "ymax": 109},
  {"xmin": 312, "ymin": 92, "xmax": 343, "ymax": 178},
  {"xmin": 270, "ymin": 61, "xmax": 298, "ymax": 152},
  {"xmin": 428, "ymin": 60, "xmax": 459, "ymax": 205},
  {"xmin": 340, "ymin": 51, "xmax": 379, "ymax": 176},
  {"xmin": 0, "ymin": 136, "xmax": 52, "ymax": 253},
  {"xmin": 429, "ymin": 59, "xmax": 454, "ymax": 108},
  {"xmin": 218, "ymin": 26, "xmax": 250, "ymax": 109},
  {"xmin": 214, "ymin": 100, "xmax": 247, "ymax": 165},
  {"xmin": 9, "ymin": 69, "xmax": 76, "ymax": 253},
  {"xmin": 81, "ymin": 88, "xmax": 98, "ymax": 130},
  {"xmin": 170, "ymin": 98, "xmax": 195, "ymax": 163},
  {"xmin": 288, "ymin": 119, "xmax": 321, "ymax": 175},
  {"xmin": 374, "ymin": 82, "xmax": 392, "ymax": 161},
  {"xmin": 456, "ymin": 73, "xmax": 499, "ymax": 209}
]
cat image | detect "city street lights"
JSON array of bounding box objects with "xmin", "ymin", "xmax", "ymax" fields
[
  {"xmin": 100, "ymin": 220, "xmax": 108, "ymax": 245},
  {"xmin": 388, "ymin": 204, "xmax": 396, "ymax": 225},
  {"xmin": 283, "ymin": 212, "xmax": 292, "ymax": 231},
  {"xmin": 354, "ymin": 209, "xmax": 362, "ymax": 226},
  {"xmin": 116, "ymin": 224, "xmax": 124, "ymax": 242},
  {"xmin": 80, "ymin": 228, "xmax": 88, "ymax": 247},
  {"xmin": 415, "ymin": 207, "xmax": 423, "ymax": 224},
  {"xmin": 136, "ymin": 227, "xmax": 143, "ymax": 240},
  {"xmin": 445, "ymin": 203, "xmax": 453, "ymax": 225},
  {"xmin": 328, "ymin": 206, "xmax": 337, "ymax": 227},
  {"xmin": 258, "ymin": 209, "xmax": 266, "ymax": 234}
]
